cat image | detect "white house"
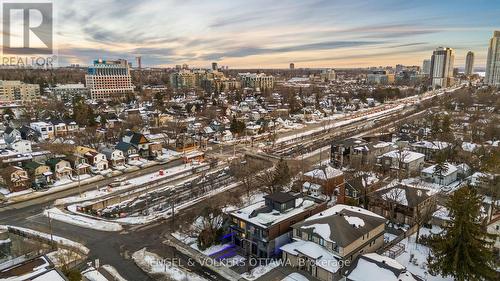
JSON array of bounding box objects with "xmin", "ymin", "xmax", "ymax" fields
[
  {"xmin": 410, "ymin": 140, "xmax": 450, "ymax": 160},
  {"xmin": 3, "ymin": 127, "xmax": 21, "ymax": 143},
  {"xmin": 30, "ymin": 122, "xmax": 55, "ymax": 140},
  {"xmin": 85, "ymin": 151, "xmax": 108, "ymax": 172},
  {"xmin": 100, "ymin": 147, "xmax": 125, "ymax": 167},
  {"xmin": 421, "ymin": 163, "xmax": 458, "ymax": 186},
  {"xmin": 7, "ymin": 139, "xmax": 32, "ymax": 154},
  {"xmin": 486, "ymin": 214, "xmax": 500, "ymax": 253},
  {"xmin": 376, "ymin": 150, "xmax": 425, "ymax": 174},
  {"xmin": 222, "ymin": 130, "xmax": 233, "ymax": 142}
]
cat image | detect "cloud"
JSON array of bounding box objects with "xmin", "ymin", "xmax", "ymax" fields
[{"xmin": 50, "ymin": 0, "xmax": 497, "ymax": 67}]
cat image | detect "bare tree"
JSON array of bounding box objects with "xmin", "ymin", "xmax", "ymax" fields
[
  {"xmin": 382, "ymin": 185, "xmax": 407, "ymax": 223},
  {"xmin": 229, "ymin": 159, "xmax": 261, "ymax": 197}
]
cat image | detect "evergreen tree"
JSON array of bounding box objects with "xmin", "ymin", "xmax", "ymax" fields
[
  {"xmin": 427, "ymin": 186, "xmax": 496, "ymax": 281},
  {"xmin": 229, "ymin": 117, "xmax": 245, "ymax": 135},
  {"xmin": 432, "ymin": 159, "xmax": 449, "ymax": 186},
  {"xmin": 274, "ymin": 158, "xmax": 291, "ymax": 188}
]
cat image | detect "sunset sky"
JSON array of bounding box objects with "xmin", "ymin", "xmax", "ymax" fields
[{"xmin": 53, "ymin": 0, "xmax": 500, "ymax": 68}]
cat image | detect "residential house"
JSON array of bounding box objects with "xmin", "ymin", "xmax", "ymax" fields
[
  {"xmin": 174, "ymin": 133, "xmax": 197, "ymax": 152},
  {"xmin": 46, "ymin": 158, "xmax": 73, "ymax": 180},
  {"xmin": 229, "ymin": 192, "xmax": 327, "ymax": 258},
  {"xmin": 100, "ymin": 147, "xmax": 125, "ymax": 167},
  {"xmin": 214, "ymin": 130, "xmax": 233, "ymax": 142},
  {"xmin": 469, "ymin": 172, "xmax": 495, "ymax": 189},
  {"xmin": 345, "ymin": 253, "xmax": 423, "ymax": 281},
  {"xmin": 303, "ymin": 165, "xmax": 345, "ymax": 203},
  {"xmin": 486, "ymin": 212, "xmax": 500, "ymax": 257},
  {"xmin": 122, "ymin": 131, "xmax": 151, "ymax": 158},
  {"xmin": 350, "ymin": 141, "xmax": 394, "ymax": 168},
  {"xmin": 50, "ymin": 119, "xmax": 68, "ymax": 137},
  {"xmin": 49, "ymin": 119, "xmax": 79, "ymax": 136},
  {"xmin": 23, "ymin": 161, "xmax": 52, "ymax": 187},
  {"xmin": 3, "ymin": 126, "xmax": 21, "ymax": 143},
  {"xmin": 330, "ymin": 138, "xmax": 368, "ymax": 168},
  {"xmin": 115, "ymin": 141, "xmax": 138, "ymax": 158},
  {"xmin": 369, "ymin": 184, "xmax": 437, "ymax": 225},
  {"xmin": 376, "ymin": 150, "xmax": 425, "ymax": 176},
  {"xmin": 29, "ymin": 122, "xmax": 55, "ymax": 140},
  {"xmin": 410, "ymin": 141, "xmax": 450, "ymax": 161},
  {"xmin": 1, "ymin": 166, "xmax": 29, "ymax": 192},
  {"xmin": 19, "ymin": 125, "xmax": 38, "ymax": 142},
  {"xmin": 7, "ymin": 139, "xmax": 32, "ymax": 154},
  {"xmin": 66, "ymin": 154, "xmax": 91, "ymax": 175},
  {"xmin": 148, "ymin": 142, "xmax": 163, "ymax": 158},
  {"xmin": 420, "ymin": 163, "xmax": 458, "ymax": 186},
  {"xmin": 75, "ymin": 146, "xmax": 108, "ymax": 172},
  {"xmin": 281, "ymin": 205, "xmax": 387, "ymax": 281}
]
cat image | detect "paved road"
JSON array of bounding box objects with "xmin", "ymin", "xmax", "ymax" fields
[{"xmin": 1, "ymin": 158, "xmax": 184, "ymax": 211}]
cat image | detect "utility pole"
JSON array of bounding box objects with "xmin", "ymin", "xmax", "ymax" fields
[
  {"xmin": 46, "ymin": 208, "xmax": 54, "ymax": 249},
  {"xmin": 171, "ymin": 197, "xmax": 175, "ymax": 228},
  {"xmin": 76, "ymin": 168, "xmax": 82, "ymax": 197}
]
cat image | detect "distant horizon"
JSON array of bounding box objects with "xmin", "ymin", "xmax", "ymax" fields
[{"xmin": 5, "ymin": 0, "xmax": 500, "ymax": 68}]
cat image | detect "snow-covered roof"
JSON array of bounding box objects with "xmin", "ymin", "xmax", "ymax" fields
[
  {"xmin": 280, "ymin": 240, "xmax": 341, "ymax": 273},
  {"xmin": 411, "ymin": 140, "xmax": 449, "ymax": 150},
  {"xmin": 303, "ymin": 181, "xmax": 322, "ymax": 191},
  {"xmin": 376, "ymin": 184, "xmax": 436, "ymax": 207},
  {"xmin": 347, "ymin": 253, "xmax": 421, "ymax": 281},
  {"xmin": 421, "ymin": 163, "xmax": 458, "ymax": 177},
  {"xmin": 380, "ymin": 150, "xmax": 425, "ymax": 163},
  {"xmin": 230, "ymin": 197, "xmax": 319, "ymax": 228},
  {"xmin": 304, "ymin": 165, "xmax": 343, "ymax": 180},
  {"xmin": 432, "ymin": 205, "xmax": 451, "ymax": 222},
  {"xmin": 461, "ymin": 142, "xmax": 479, "ymax": 152},
  {"xmin": 293, "ymin": 205, "xmax": 386, "ymax": 247}
]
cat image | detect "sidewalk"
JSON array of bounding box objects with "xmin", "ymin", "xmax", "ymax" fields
[
  {"xmin": 164, "ymin": 233, "xmax": 243, "ymax": 281},
  {"xmin": 255, "ymin": 266, "xmax": 321, "ymax": 281}
]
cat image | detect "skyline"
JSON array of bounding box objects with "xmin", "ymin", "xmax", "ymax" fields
[{"xmin": 34, "ymin": 0, "xmax": 500, "ymax": 67}]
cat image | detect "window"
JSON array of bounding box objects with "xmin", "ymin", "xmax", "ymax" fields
[
  {"xmin": 319, "ymin": 238, "xmax": 325, "ymax": 246},
  {"xmin": 308, "ymin": 233, "xmax": 313, "ymax": 241},
  {"xmin": 296, "ymin": 229, "xmax": 302, "ymax": 238}
]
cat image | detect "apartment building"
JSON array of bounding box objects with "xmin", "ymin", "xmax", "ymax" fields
[
  {"xmin": 238, "ymin": 73, "xmax": 274, "ymax": 90},
  {"xmin": 85, "ymin": 59, "xmax": 134, "ymax": 100},
  {"xmin": 0, "ymin": 80, "xmax": 40, "ymax": 104}
]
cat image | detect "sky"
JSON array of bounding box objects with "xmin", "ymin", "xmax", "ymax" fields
[{"xmin": 49, "ymin": 0, "xmax": 500, "ymax": 68}]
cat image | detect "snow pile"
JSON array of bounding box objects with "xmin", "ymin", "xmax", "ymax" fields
[
  {"xmin": 3, "ymin": 225, "xmax": 89, "ymax": 254},
  {"xmin": 344, "ymin": 215, "xmax": 365, "ymax": 228},
  {"xmin": 241, "ymin": 260, "xmax": 280, "ymax": 280},
  {"xmin": 301, "ymin": 224, "xmax": 332, "ymax": 242},
  {"xmin": 102, "ymin": 265, "xmax": 128, "ymax": 281},
  {"xmin": 46, "ymin": 249, "xmax": 83, "ymax": 268},
  {"xmin": 44, "ymin": 207, "xmax": 123, "ymax": 232},
  {"xmin": 82, "ymin": 267, "xmax": 108, "ymax": 281},
  {"xmin": 386, "ymin": 226, "xmax": 452, "ymax": 281},
  {"xmin": 281, "ymin": 273, "xmax": 309, "ymax": 281},
  {"xmin": 132, "ymin": 248, "xmax": 207, "ymax": 281}
]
